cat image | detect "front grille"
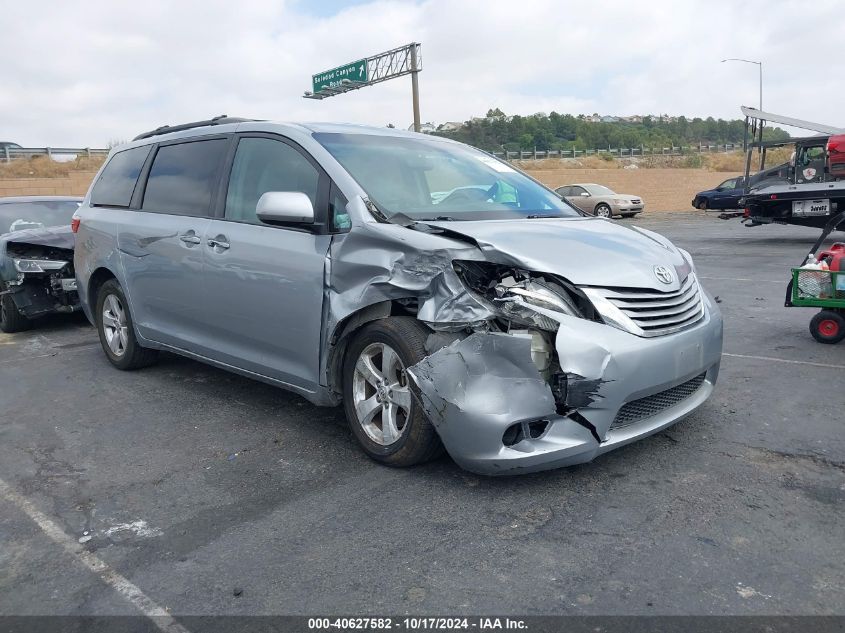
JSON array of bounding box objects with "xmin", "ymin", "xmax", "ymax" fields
[
  {"xmin": 611, "ymin": 373, "xmax": 707, "ymax": 430},
  {"xmin": 592, "ymin": 274, "xmax": 704, "ymax": 337},
  {"xmin": 630, "ymin": 199, "xmax": 642, "ymax": 204}
]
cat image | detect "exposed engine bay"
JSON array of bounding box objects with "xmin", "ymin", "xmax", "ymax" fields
[{"xmin": 1, "ymin": 241, "xmax": 80, "ymax": 320}]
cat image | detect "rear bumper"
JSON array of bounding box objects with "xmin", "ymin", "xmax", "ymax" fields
[{"xmin": 433, "ymin": 296, "xmax": 723, "ymax": 475}]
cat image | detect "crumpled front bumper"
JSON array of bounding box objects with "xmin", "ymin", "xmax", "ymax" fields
[{"xmin": 407, "ymin": 296, "xmax": 723, "ymax": 476}]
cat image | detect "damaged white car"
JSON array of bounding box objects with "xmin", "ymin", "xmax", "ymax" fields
[
  {"xmin": 74, "ymin": 119, "xmax": 722, "ymax": 475},
  {"xmin": 0, "ymin": 196, "xmax": 83, "ymax": 332}
]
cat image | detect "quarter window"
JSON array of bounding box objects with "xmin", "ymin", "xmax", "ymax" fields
[
  {"xmin": 91, "ymin": 145, "xmax": 151, "ymax": 207},
  {"xmin": 225, "ymin": 137, "xmax": 319, "ymax": 225},
  {"xmin": 142, "ymin": 139, "xmax": 228, "ymax": 216},
  {"xmin": 330, "ymin": 186, "xmax": 350, "ymax": 232}
]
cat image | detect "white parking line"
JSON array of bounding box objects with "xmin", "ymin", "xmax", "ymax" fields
[
  {"xmin": 0, "ymin": 478, "xmax": 190, "ymax": 633},
  {"xmin": 698, "ymin": 276, "xmax": 783, "ymax": 283},
  {"xmin": 723, "ymin": 352, "xmax": 845, "ymax": 370}
]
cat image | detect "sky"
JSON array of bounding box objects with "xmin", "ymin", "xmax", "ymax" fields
[{"xmin": 0, "ymin": 0, "xmax": 843, "ymax": 146}]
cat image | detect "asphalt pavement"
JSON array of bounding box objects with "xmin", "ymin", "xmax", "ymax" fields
[{"xmin": 0, "ymin": 211, "xmax": 843, "ymax": 620}]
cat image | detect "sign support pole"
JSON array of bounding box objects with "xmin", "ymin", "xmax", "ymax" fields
[
  {"xmin": 410, "ymin": 44, "xmax": 421, "ymax": 133},
  {"xmin": 305, "ymin": 44, "xmax": 423, "ymax": 132}
]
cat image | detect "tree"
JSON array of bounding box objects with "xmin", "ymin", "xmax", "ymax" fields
[{"xmin": 430, "ymin": 109, "xmax": 787, "ymax": 152}]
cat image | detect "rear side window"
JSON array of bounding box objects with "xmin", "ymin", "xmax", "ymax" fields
[
  {"xmin": 142, "ymin": 139, "xmax": 228, "ymax": 216},
  {"xmin": 91, "ymin": 146, "xmax": 151, "ymax": 207}
]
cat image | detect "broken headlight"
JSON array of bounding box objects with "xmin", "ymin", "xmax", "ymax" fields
[
  {"xmin": 453, "ymin": 261, "xmax": 587, "ymax": 332},
  {"xmin": 493, "ymin": 277, "xmax": 581, "ymax": 331},
  {"xmin": 13, "ymin": 258, "xmax": 69, "ymax": 273}
]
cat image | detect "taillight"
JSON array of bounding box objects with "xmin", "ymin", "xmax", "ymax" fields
[
  {"xmin": 71, "ymin": 214, "xmax": 80, "ymax": 233},
  {"xmin": 743, "ymin": 207, "xmax": 750, "ymax": 217}
]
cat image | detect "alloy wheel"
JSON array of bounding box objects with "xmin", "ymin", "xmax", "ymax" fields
[
  {"xmin": 102, "ymin": 294, "xmax": 128, "ymax": 357},
  {"xmin": 352, "ymin": 342, "xmax": 412, "ymax": 445}
]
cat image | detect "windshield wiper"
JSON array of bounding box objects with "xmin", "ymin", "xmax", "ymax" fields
[
  {"xmin": 416, "ymin": 215, "xmax": 458, "ymax": 221},
  {"xmin": 526, "ymin": 214, "xmax": 561, "ymax": 219}
]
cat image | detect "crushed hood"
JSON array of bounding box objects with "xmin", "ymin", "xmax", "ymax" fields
[
  {"xmin": 0, "ymin": 225, "xmax": 75, "ymax": 251},
  {"xmin": 424, "ymin": 217, "xmax": 689, "ymax": 289}
]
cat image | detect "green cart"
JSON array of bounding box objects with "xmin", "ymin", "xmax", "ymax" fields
[{"xmin": 785, "ymin": 211, "xmax": 845, "ymax": 344}]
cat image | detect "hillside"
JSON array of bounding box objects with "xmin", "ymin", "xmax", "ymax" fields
[{"xmin": 432, "ymin": 109, "xmax": 790, "ymax": 153}]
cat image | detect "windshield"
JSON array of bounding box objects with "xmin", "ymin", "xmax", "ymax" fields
[
  {"xmin": 584, "ymin": 184, "xmax": 615, "ymax": 196},
  {"xmin": 314, "ymin": 133, "xmax": 580, "ymax": 221},
  {"xmin": 0, "ymin": 200, "xmax": 80, "ymax": 234}
]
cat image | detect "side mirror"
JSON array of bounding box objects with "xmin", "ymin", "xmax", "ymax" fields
[
  {"xmin": 580, "ymin": 192, "xmax": 590, "ymax": 197},
  {"xmin": 256, "ymin": 192, "xmax": 314, "ymax": 225}
]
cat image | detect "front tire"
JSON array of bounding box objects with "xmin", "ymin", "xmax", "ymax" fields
[
  {"xmin": 621, "ymin": 213, "xmax": 636, "ymax": 219},
  {"xmin": 697, "ymin": 199, "xmax": 708, "ymax": 210},
  {"xmin": 594, "ymin": 203, "xmax": 612, "ymax": 218},
  {"xmin": 342, "ymin": 317, "xmax": 443, "ymax": 467},
  {"xmin": 809, "ymin": 310, "xmax": 845, "ymax": 344},
  {"xmin": 96, "ymin": 279, "xmax": 158, "ymax": 369},
  {"xmin": 0, "ymin": 286, "xmax": 31, "ymax": 333}
]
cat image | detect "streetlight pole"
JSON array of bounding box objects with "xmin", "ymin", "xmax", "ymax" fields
[{"xmin": 721, "ymin": 58, "xmax": 762, "ymax": 111}]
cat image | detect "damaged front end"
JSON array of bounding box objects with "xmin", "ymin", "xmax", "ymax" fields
[
  {"xmin": 0, "ymin": 235, "xmax": 80, "ymax": 324},
  {"xmin": 326, "ymin": 204, "xmax": 722, "ymax": 475},
  {"xmin": 404, "ymin": 257, "xmax": 722, "ymax": 474},
  {"xmin": 404, "ymin": 260, "xmax": 619, "ymax": 474}
]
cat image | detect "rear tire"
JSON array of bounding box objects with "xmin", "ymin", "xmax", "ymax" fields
[
  {"xmin": 594, "ymin": 203, "xmax": 612, "ymax": 218},
  {"xmin": 0, "ymin": 286, "xmax": 31, "ymax": 333},
  {"xmin": 342, "ymin": 317, "xmax": 443, "ymax": 467},
  {"xmin": 809, "ymin": 310, "xmax": 845, "ymax": 344},
  {"xmin": 95, "ymin": 279, "xmax": 158, "ymax": 369}
]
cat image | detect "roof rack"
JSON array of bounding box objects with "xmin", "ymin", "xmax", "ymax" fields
[{"xmin": 132, "ymin": 115, "xmax": 256, "ymax": 141}]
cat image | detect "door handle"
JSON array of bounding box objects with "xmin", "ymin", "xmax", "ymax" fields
[
  {"xmin": 207, "ymin": 236, "xmax": 230, "ymax": 250},
  {"xmin": 179, "ymin": 234, "xmax": 202, "ymax": 245}
]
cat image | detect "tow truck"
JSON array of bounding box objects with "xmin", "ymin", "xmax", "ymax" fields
[{"xmin": 721, "ymin": 107, "xmax": 845, "ymax": 229}]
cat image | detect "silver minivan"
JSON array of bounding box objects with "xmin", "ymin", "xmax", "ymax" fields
[{"xmin": 74, "ymin": 118, "xmax": 722, "ymax": 475}]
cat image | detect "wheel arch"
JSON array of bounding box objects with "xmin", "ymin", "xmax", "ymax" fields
[
  {"xmin": 325, "ymin": 299, "xmax": 429, "ymax": 396},
  {"xmin": 86, "ymin": 267, "xmax": 118, "ymax": 314}
]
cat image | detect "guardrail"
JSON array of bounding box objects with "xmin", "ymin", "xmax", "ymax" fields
[
  {"xmin": 3, "ymin": 142, "xmax": 743, "ymax": 163},
  {"xmin": 2, "ymin": 147, "xmax": 110, "ymax": 162},
  {"xmin": 492, "ymin": 143, "xmax": 743, "ymax": 161}
]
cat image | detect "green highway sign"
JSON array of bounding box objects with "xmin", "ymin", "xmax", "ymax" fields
[{"xmin": 312, "ymin": 59, "xmax": 368, "ymax": 93}]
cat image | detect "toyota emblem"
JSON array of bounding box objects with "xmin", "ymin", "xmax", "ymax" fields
[{"xmin": 653, "ymin": 265, "xmax": 674, "ymax": 284}]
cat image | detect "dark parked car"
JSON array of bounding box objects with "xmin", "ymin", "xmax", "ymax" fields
[
  {"xmin": 692, "ymin": 176, "xmax": 747, "ymax": 210},
  {"xmin": 0, "ymin": 196, "xmax": 82, "ymax": 332},
  {"xmin": 693, "ymin": 163, "xmax": 792, "ymax": 211}
]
